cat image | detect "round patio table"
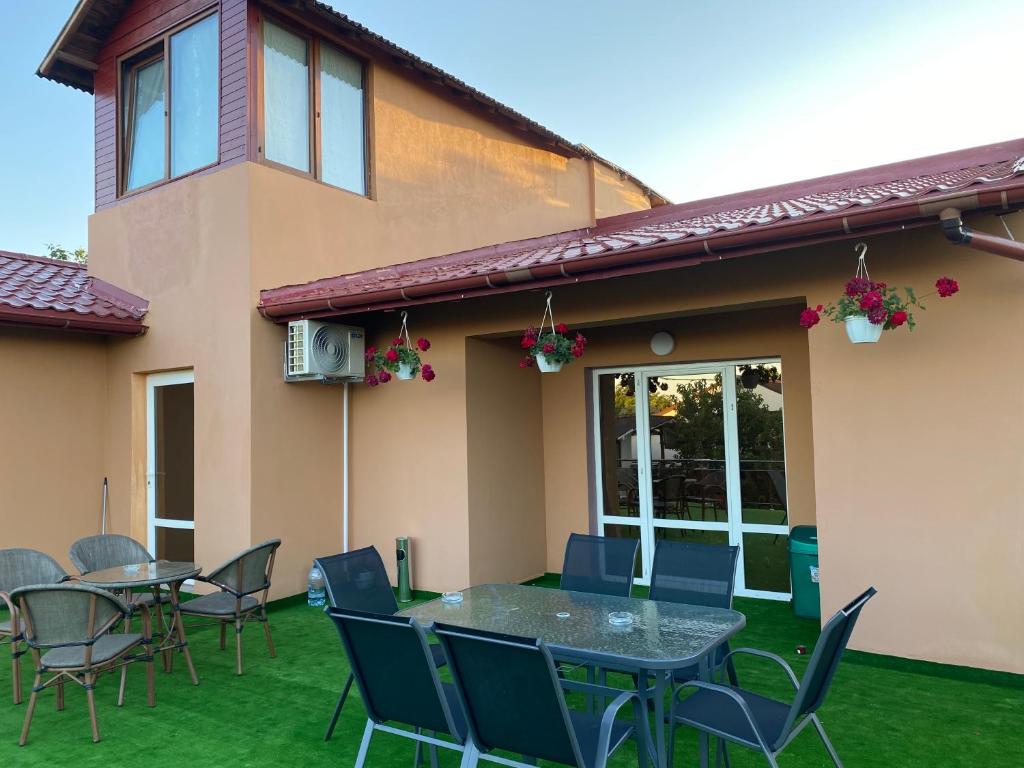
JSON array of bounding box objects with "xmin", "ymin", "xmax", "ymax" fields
[{"xmin": 78, "ymin": 560, "xmax": 201, "ymax": 685}]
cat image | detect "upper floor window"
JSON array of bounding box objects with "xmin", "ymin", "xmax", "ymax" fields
[
  {"xmin": 122, "ymin": 13, "xmax": 219, "ymax": 194},
  {"xmin": 262, "ymin": 19, "xmax": 367, "ymax": 196}
]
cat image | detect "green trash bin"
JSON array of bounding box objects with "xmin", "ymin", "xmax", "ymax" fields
[{"xmin": 789, "ymin": 525, "xmax": 820, "ymax": 619}]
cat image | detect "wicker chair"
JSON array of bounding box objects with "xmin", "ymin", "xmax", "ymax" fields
[
  {"xmin": 0, "ymin": 548, "xmax": 67, "ymax": 705},
  {"xmin": 179, "ymin": 540, "xmax": 281, "ymax": 675},
  {"xmin": 12, "ymin": 583, "xmax": 154, "ymax": 745},
  {"xmin": 68, "ymin": 534, "xmax": 172, "ymax": 621}
]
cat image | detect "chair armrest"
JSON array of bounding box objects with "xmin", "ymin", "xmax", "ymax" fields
[
  {"xmin": 719, "ymin": 648, "xmax": 800, "ymax": 690},
  {"xmin": 595, "ymin": 690, "xmax": 642, "ymax": 768},
  {"xmin": 674, "ymin": 680, "xmax": 772, "ymax": 751},
  {"xmin": 0, "ymin": 591, "xmax": 18, "ymax": 638}
]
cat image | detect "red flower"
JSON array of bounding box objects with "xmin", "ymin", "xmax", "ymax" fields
[
  {"xmin": 365, "ymin": 373, "xmax": 379, "ymax": 387},
  {"xmin": 555, "ymin": 323, "xmax": 568, "ymax": 334},
  {"xmin": 890, "ymin": 310, "xmax": 908, "ymax": 327},
  {"xmin": 392, "ymin": 337, "xmax": 405, "ymax": 346},
  {"xmin": 377, "ymin": 370, "xmax": 392, "ymax": 383},
  {"xmin": 867, "ymin": 305, "xmax": 888, "ymax": 325},
  {"xmin": 520, "ymin": 335, "xmax": 536, "ymax": 349},
  {"xmin": 575, "ymin": 333, "xmax": 587, "ymax": 346},
  {"xmin": 859, "ymin": 291, "xmax": 883, "ymax": 311},
  {"xmin": 421, "ymin": 364, "xmax": 436, "ymax": 382},
  {"xmin": 845, "ymin": 276, "xmax": 871, "ymax": 297},
  {"xmin": 416, "ymin": 337, "xmax": 431, "ymax": 352},
  {"xmin": 936, "ymin": 276, "xmax": 959, "ymax": 297},
  {"xmin": 542, "ymin": 342, "xmax": 556, "ymax": 354},
  {"xmin": 571, "ymin": 345, "xmax": 584, "ymax": 358},
  {"xmin": 385, "ymin": 348, "xmax": 399, "ymax": 363},
  {"xmin": 799, "ymin": 305, "xmax": 821, "ymax": 329},
  {"xmin": 519, "ymin": 356, "xmax": 535, "ymax": 368}
]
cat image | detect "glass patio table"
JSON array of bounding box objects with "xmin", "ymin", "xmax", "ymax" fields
[
  {"xmin": 400, "ymin": 583, "xmax": 746, "ymax": 768},
  {"xmin": 77, "ymin": 560, "xmax": 201, "ymax": 686}
]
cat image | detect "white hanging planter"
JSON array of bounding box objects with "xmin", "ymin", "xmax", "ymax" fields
[
  {"xmin": 844, "ymin": 316, "xmax": 883, "ymax": 344},
  {"xmin": 396, "ymin": 362, "xmax": 416, "ymax": 380},
  {"xmin": 535, "ymin": 354, "xmax": 563, "ymax": 373}
]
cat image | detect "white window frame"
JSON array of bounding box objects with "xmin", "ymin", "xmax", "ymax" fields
[
  {"xmin": 591, "ymin": 358, "xmax": 792, "ymax": 600},
  {"xmin": 146, "ymin": 370, "xmax": 195, "ymax": 561}
]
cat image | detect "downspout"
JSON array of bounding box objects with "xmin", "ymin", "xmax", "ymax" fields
[
  {"xmin": 342, "ymin": 382, "xmax": 350, "ymax": 553},
  {"xmin": 939, "ymin": 207, "xmax": 1024, "ymax": 261}
]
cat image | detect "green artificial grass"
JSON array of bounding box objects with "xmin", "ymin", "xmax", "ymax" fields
[{"xmin": 1, "ymin": 582, "xmax": 1021, "ymax": 767}]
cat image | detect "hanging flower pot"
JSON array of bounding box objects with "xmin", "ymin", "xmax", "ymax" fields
[
  {"xmin": 519, "ymin": 291, "xmax": 588, "ymax": 373},
  {"xmin": 364, "ymin": 312, "xmax": 436, "ymax": 386},
  {"xmin": 739, "ymin": 367, "xmax": 761, "ymax": 389},
  {"xmin": 800, "ymin": 242, "xmax": 960, "ymax": 344},
  {"xmin": 844, "ymin": 315, "xmax": 883, "ymax": 344}
]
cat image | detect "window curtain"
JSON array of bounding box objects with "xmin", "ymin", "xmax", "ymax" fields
[
  {"xmin": 126, "ymin": 59, "xmax": 166, "ymax": 190},
  {"xmin": 263, "ymin": 22, "xmax": 310, "ymax": 172},
  {"xmin": 320, "ymin": 44, "xmax": 365, "ymax": 194},
  {"xmin": 170, "ymin": 13, "xmax": 219, "ymax": 177}
]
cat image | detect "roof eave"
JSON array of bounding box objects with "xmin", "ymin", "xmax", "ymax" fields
[{"xmin": 0, "ymin": 306, "xmax": 147, "ymax": 336}]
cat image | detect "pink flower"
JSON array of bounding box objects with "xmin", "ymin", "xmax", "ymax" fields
[
  {"xmin": 377, "ymin": 370, "xmax": 392, "ymax": 383},
  {"xmin": 575, "ymin": 333, "xmax": 587, "ymax": 346},
  {"xmin": 936, "ymin": 276, "xmax": 959, "ymax": 297},
  {"xmin": 890, "ymin": 310, "xmax": 908, "ymax": 327},
  {"xmin": 385, "ymin": 348, "xmax": 399, "ymax": 363},
  {"xmin": 521, "ymin": 335, "xmax": 536, "ymax": 349},
  {"xmin": 542, "ymin": 342, "xmax": 555, "ymax": 354},
  {"xmin": 364, "ymin": 346, "xmax": 377, "ymax": 362},
  {"xmin": 416, "ymin": 337, "xmax": 431, "ymax": 352},
  {"xmin": 421, "ymin": 364, "xmax": 436, "ymax": 382},
  {"xmin": 859, "ymin": 291, "xmax": 883, "ymax": 311},
  {"xmin": 845, "ymin": 277, "xmax": 871, "ymax": 297},
  {"xmin": 365, "ymin": 373, "xmax": 379, "ymax": 387},
  {"xmin": 519, "ymin": 356, "xmax": 535, "ymax": 368},
  {"xmin": 392, "ymin": 337, "xmax": 405, "ymax": 346},
  {"xmin": 799, "ymin": 305, "xmax": 821, "ymax": 329},
  {"xmin": 555, "ymin": 323, "xmax": 568, "ymax": 334},
  {"xmin": 571, "ymin": 345, "xmax": 584, "ymax": 358}
]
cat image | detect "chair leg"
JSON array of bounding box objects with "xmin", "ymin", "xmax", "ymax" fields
[
  {"xmin": 811, "ymin": 715, "xmax": 844, "ymax": 767},
  {"xmin": 219, "ymin": 621, "xmax": 227, "ymax": 650},
  {"xmin": 324, "ymin": 672, "xmax": 354, "ymax": 741},
  {"xmin": 146, "ymin": 645, "xmax": 156, "ymax": 707},
  {"xmin": 262, "ymin": 609, "xmax": 276, "ymax": 658},
  {"xmin": 235, "ymin": 617, "xmax": 244, "ymax": 676},
  {"xmin": 354, "ymin": 719, "xmax": 374, "ymax": 768},
  {"xmin": 413, "ymin": 727, "xmax": 423, "ymax": 768},
  {"xmin": 10, "ymin": 638, "xmax": 21, "ymax": 705},
  {"xmin": 118, "ymin": 662, "xmax": 128, "ymax": 706},
  {"xmin": 85, "ymin": 673, "xmax": 100, "ymax": 743},
  {"xmin": 56, "ymin": 677, "xmax": 64, "ymax": 711},
  {"xmin": 458, "ymin": 743, "xmax": 480, "ymax": 768},
  {"xmin": 18, "ymin": 671, "xmax": 41, "ymax": 746}
]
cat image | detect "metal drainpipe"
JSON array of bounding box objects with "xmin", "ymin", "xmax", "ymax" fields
[{"xmin": 939, "ymin": 207, "xmax": 1024, "ymax": 261}]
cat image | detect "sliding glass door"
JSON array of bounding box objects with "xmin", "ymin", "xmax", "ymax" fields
[{"xmin": 593, "ymin": 360, "xmax": 791, "ymax": 599}]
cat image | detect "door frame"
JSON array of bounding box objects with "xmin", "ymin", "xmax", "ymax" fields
[
  {"xmin": 591, "ymin": 358, "xmax": 791, "ymax": 600},
  {"xmin": 146, "ymin": 369, "xmax": 195, "ymax": 559}
]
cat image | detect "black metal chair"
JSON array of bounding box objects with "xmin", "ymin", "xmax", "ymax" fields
[
  {"xmin": 435, "ymin": 622, "xmax": 649, "ymax": 768},
  {"xmin": 649, "ymin": 539, "xmax": 740, "ymax": 686},
  {"xmin": 669, "ymin": 587, "xmax": 877, "ymax": 768},
  {"xmin": 559, "ymin": 533, "xmax": 639, "ymax": 597},
  {"xmin": 327, "ymin": 607, "xmax": 466, "ymax": 767},
  {"xmin": 318, "ymin": 546, "xmax": 447, "ymax": 740}
]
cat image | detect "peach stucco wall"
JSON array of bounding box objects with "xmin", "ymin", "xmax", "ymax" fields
[{"xmin": 0, "ymin": 328, "xmax": 110, "ymax": 574}]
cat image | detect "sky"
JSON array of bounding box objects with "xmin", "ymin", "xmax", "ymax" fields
[{"xmin": 2, "ymin": 0, "xmax": 1023, "ymax": 255}]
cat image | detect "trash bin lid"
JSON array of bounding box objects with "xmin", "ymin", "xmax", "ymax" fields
[{"xmin": 789, "ymin": 525, "xmax": 818, "ymax": 554}]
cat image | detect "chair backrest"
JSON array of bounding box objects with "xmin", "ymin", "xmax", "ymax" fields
[
  {"xmin": 207, "ymin": 540, "xmax": 281, "ymax": 596},
  {"xmin": 315, "ymin": 547, "xmax": 398, "ymax": 614},
  {"xmin": 327, "ymin": 608, "xmax": 460, "ymax": 737},
  {"xmin": 648, "ymin": 540, "xmax": 739, "ymax": 607},
  {"xmin": 69, "ymin": 534, "xmax": 153, "ymax": 575},
  {"xmin": 434, "ymin": 623, "xmax": 584, "ymax": 767},
  {"xmin": 780, "ymin": 587, "xmax": 877, "ymax": 746},
  {"xmin": 0, "ymin": 548, "xmax": 67, "ymax": 594},
  {"xmin": 559, "ymin": 533, "xmax": 638, "ymax": 597},
  {"xmin": 11, "ymin": 583, "xmax": 128, "ymax": 650}
]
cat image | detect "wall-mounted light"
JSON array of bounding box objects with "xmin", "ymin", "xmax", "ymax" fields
[{"xmin": 650, "ymin": 331, "xmax": 674, "ymax": 356}]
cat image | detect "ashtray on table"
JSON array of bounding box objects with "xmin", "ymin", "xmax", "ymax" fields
[
  {"xmin": 607, "ymin": 611, "xmax": 634, "ymax": 627},
  {"xmin": 441, "ymin": 591, "xmax": 464, "ymax": 604}
]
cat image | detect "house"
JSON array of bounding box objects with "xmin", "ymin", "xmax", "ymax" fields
[{"xmin": 4, "ymin": 0, "xmax": 1020, "ymax": 675}]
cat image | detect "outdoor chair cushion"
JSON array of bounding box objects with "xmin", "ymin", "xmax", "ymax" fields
[
  {"xmin": 133, "ymin": 591, "xmax": 171, "ymax": 607},
  {"xmin": 180, "ymin": 592, "xmax": 258, "ymax": 616},
  {"xmin": 41, "ymin": 633, "xmax": 143, "ymax": 669},
  {"xmin": 569, "ymin": 709, "xmax": 633, "ymax": 768},
  {"xmin": 673, "ymin": 685, "xmax": 789, "ymax": 748}
]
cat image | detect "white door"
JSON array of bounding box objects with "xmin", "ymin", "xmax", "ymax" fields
[
  {"xmin": 146, "ymin": 370, "xmax": 195, "ymax": 561},
  {"xmin": 593, "ymin": 360, "xmax": 791, "ymax": 599}
]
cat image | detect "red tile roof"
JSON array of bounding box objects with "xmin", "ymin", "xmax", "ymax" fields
[
  {"xmin": 0, "ymin": 251, "xmax": 148, "ymax": 335},
  {"xmin": 259, "ymin": 139, "xmax": 1024, "ymax": 321}
]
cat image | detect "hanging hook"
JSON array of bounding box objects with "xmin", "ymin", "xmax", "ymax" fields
[
  {"xmin": 400, "ymin": 310, "xmax": 408, "ymax": 323},
  {"xmin": 854, "ymin": 242, "xmax": 868, "ymax": 260}
]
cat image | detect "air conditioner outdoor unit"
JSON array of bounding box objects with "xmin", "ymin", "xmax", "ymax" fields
[{"xmin": 284, "ymin": 320, "xmax": 365, "ymax": 382}]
